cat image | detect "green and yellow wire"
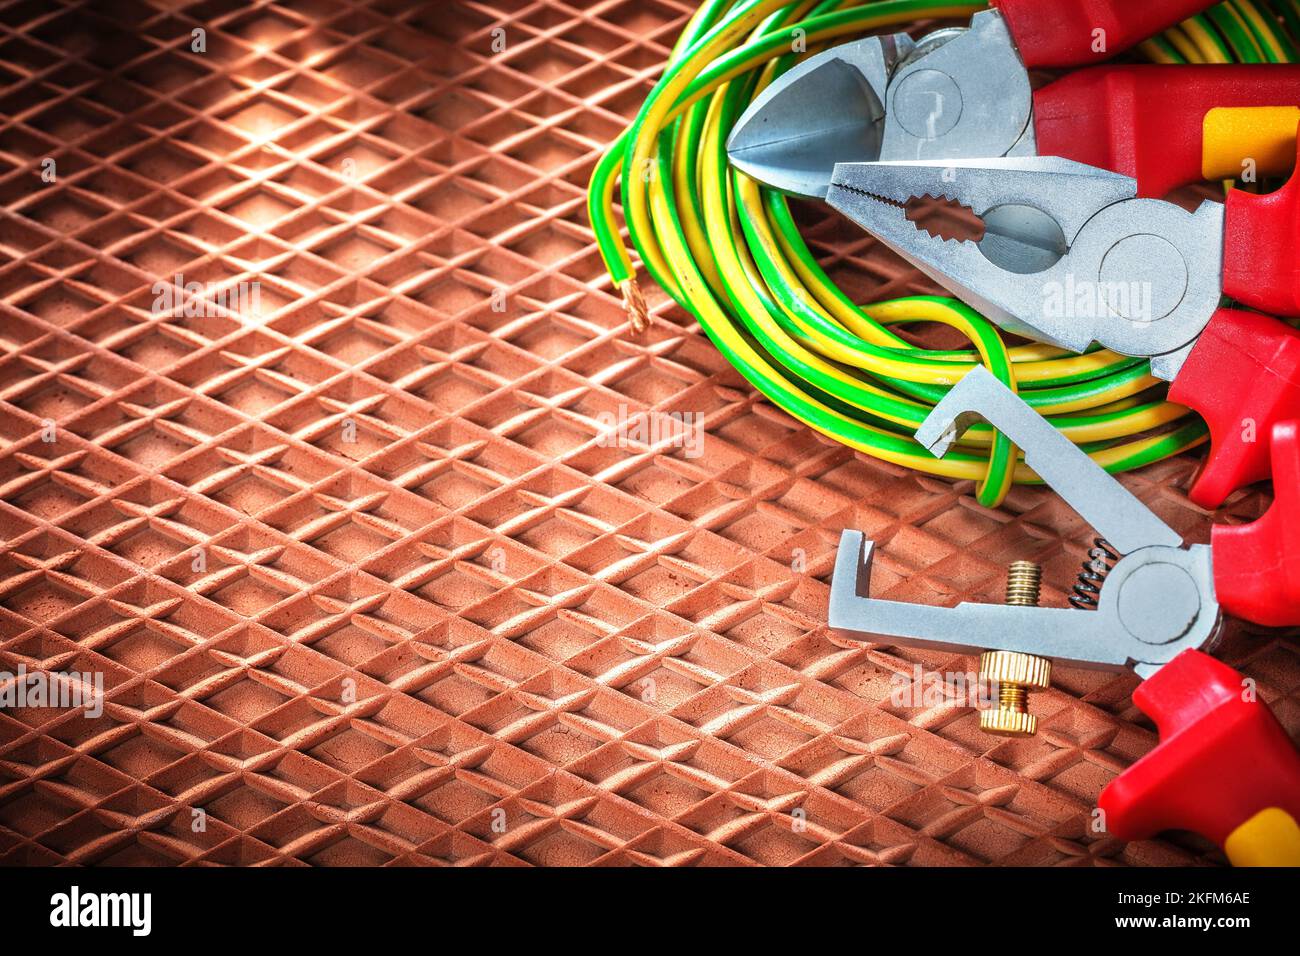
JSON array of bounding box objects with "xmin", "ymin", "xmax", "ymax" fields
[{"xmin": 589, "ymin": 0, "xmax": 1298, "ymax": 507}]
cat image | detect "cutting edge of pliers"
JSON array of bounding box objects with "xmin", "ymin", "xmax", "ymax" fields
[{"xmin": 725, "ymin": 10, "xmax": 1033, "ymax": 198}]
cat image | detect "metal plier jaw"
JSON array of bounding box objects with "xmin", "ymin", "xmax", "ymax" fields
[
  {"xmin": 725, "ymin": 31, "xmax": 915, "ymax": 199},
  {"xmin": 726, "ymin": 11, "xmax": 1031, "ymax": 198},
  {"xmin": 875, "ymin": 11, "xmax": 1033, "ymax": 165},
  {"xmin": 825, "ymin": 157, "xmax": 1225, "ymax": 377},
  {"xmin": 827, "ymin": 366, "xmax": 1221, "ymax": 679}
]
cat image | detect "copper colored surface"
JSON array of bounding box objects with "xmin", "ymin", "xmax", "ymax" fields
[{"xmin": 1, "ymin": 0, "xmax": 1297, "ymax": 868}]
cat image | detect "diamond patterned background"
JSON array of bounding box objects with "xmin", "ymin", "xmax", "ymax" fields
[{"xmin": 1, "ymin": 0, "xmax": 1298, "ymax": 866}]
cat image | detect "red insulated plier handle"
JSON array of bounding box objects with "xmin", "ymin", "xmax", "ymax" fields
[
  {"xmin": 1034, "ymin": 65, "xmax": 1300, "ymax": 198},
  {"xmin": 994, "ymin": 0, "xmax": 1214, "ymax": 68},
  {"xmin": 1223, "ymin": 141, "xmax": 1300, "ymax": 318},
  {"xmin": 1211, "ymin": 419, "xmax": 1300, "ymax": 627},
  {"xmin": 1165, "ymin": 135, "xmax": 1300, "ymax": 507},
  {"xmin": 1104, "ymin": 429, "xmax": 1300, "ymax": 856},
  {"xmin": 1099, "ymin": 650, "xmax": 1300, "ymax": 862},
  {"xmin": 1169, "ymin": 311, "xmax": 1300, "ymax": 508}
]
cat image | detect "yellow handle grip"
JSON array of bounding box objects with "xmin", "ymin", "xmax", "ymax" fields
[
  {"xmin": 1224, "ymin": 807, "xmax": 1300, "ymax": 867},
  {"xmin": 1203, "ymin": 106, "xmax": 1300, "ymax": 182}
]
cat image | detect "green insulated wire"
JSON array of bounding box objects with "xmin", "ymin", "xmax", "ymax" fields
[{"xmin": 587, "ymin": 1, "xmax": 1297, "ymax": 506}]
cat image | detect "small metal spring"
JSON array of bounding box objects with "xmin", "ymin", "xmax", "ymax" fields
[{"xmin": 1068, "ymin": 538, "xmax": 1119, "ymax": 609}]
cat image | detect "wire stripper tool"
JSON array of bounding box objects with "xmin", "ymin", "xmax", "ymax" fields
[
  {"xmin": 828, "ymin": 365, "xmax": 1300, "ymax": 864},
  {"xmin": 727, "ymin": 1, "xmax": 1300, "ymax": 199}
]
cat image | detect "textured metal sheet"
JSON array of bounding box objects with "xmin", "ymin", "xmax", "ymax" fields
[{"xmin": 0, "ymin": 0, "xmax": 1297, "ymax": 867}]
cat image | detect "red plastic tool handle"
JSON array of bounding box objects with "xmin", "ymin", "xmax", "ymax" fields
[
  {"xmin": 1223, "ymin": 134, "xmax": 1300, "ymax": 318},
  {"xmin": 1168, "ymin": 309, "xmax": 1300, "ymax": 507},
  {"xmin": 1212, "ymin": 420, "xmax": 1300, "ymax": 627},
  {"xmin": 1033, "ymin": 65, "xmax": 1300, "ymax": 198},
  {"xmin": 993, "ymin": 0, "xmax": 1213, "ymax": 68},
  {"xmin": 1168, "ymin": 137, "xmax": 1300, "ymax": 505},
  {"xmin": 1098, "ymin": 650, "xmax": 1300, "ymax": 850}
]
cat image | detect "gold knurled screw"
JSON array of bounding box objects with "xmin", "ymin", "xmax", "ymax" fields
[{"xmin": 979, "ymin": 561, "xmax": 1051, "ymax": 738}]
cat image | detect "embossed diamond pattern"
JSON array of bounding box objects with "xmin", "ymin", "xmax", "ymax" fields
[{"xmin": 2, "ymin": 0, "xmax": 1297, "ymax": 867}]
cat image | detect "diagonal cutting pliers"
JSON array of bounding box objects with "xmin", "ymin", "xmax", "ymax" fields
[{"xmin": 727, "ymin": 0, "xmax": 1300, "ymax": 199}]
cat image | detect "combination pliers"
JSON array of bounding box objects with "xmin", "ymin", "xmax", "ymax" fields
[{"xmin": 824, "ymin": 141, "xmax": 1300, "ymax": 505}]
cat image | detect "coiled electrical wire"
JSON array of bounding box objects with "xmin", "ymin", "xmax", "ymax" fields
[{"xmin": 588, "ymin": 0, "xmax": 1299, "ymax": 507}]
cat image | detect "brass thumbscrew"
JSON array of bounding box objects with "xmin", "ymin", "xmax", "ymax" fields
[{"xmin": 979, "ymin": 561, "xmax": 1051, "ymax": 737}]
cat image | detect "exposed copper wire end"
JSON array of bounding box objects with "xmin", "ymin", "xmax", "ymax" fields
[{"xmin": 619, "ymin": 277, "xmax": 649, "ymax": 335}]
